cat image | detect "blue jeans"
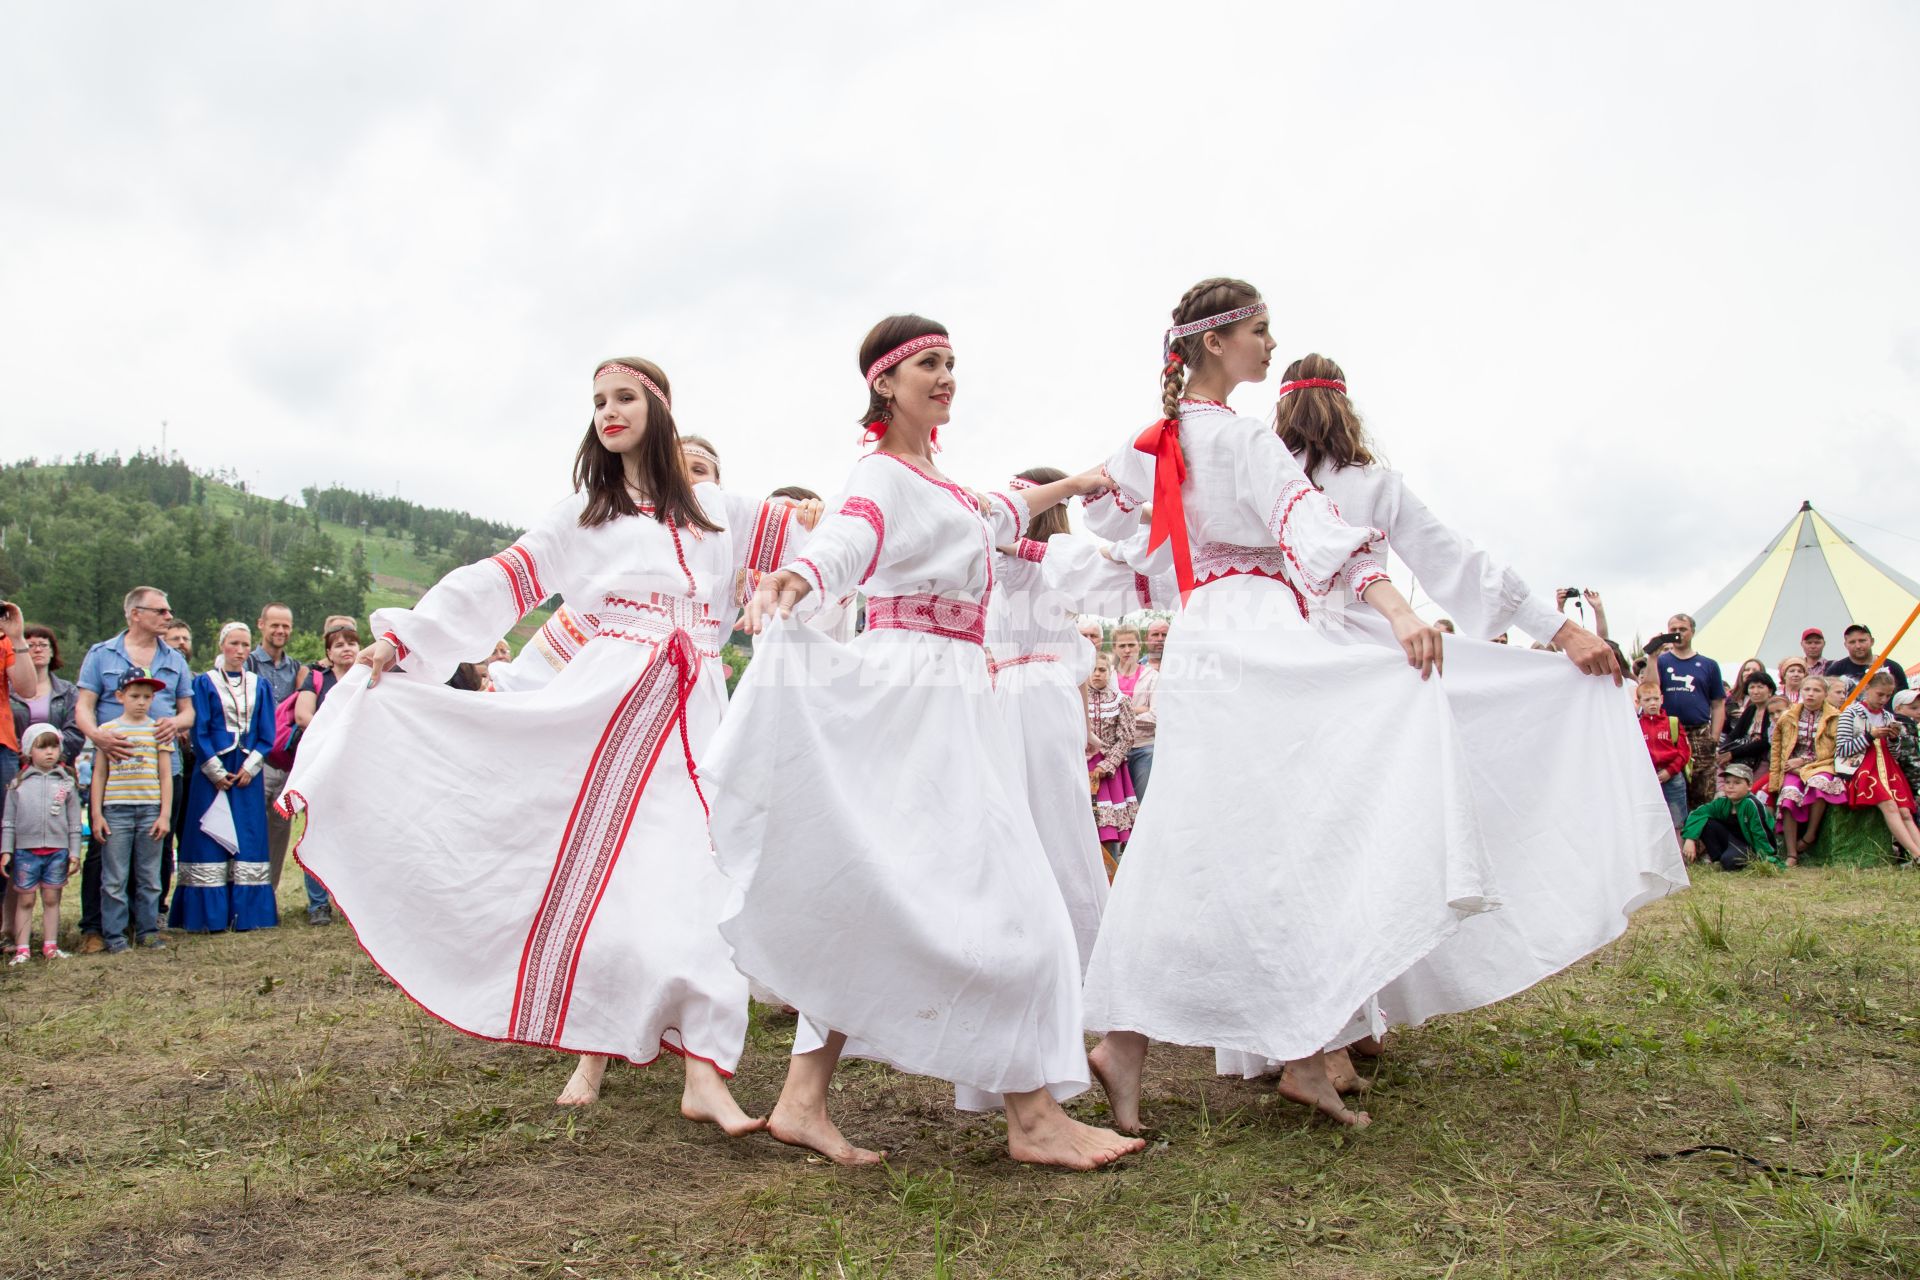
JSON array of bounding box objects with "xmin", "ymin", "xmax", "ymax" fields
[
  {"xmin": 304, "ymin": 869, "xmax": 329, "ymax": 912},
  {"xmin": 100, "ymin": 803, "xmax": 163, "ymax": 946},
  {"xmin": 1661, "ymin": 774, "xmax": 1689, "ymax": 830},
  {"xmin": 1127, "ymin": 744, "xmax": 1155, "ymax": 803}
]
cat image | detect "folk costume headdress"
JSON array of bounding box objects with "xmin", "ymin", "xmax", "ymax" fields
[
  {"xmin": 1137, "ymin": 300, "xmax": 1270, "ymax": 602},
  {"xmin": 595, "ymin": 361, "xmax": 671, "ymax": 410},
  {"xmin": 863, "ymin": 332, "xmax": 952, "ymax": 447}
]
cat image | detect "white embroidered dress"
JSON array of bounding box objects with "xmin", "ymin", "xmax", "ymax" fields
[
  {"xmin": 282, "ymin": 484, "xmax": 802, "ymax": 1072},
  {"xmin": 706, "ymin": 452, "xmax": 1089, "ymax": 1110},
  {"xmin": 985, "ymin": 533, "xmax": 1108, "ymax": 971},
  {"xmin": 1212, "ymin": 460, "xmax": 1688, "ymax": 1075},
  {"xmin": 1078, "ymin": 402, "xmax": 1500, "ymax": 1064}
]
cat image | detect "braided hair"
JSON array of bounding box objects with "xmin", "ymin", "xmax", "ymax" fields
[{"xmin": 1161, "ymin": 277, "xmax": 1262, "ymax": 422}]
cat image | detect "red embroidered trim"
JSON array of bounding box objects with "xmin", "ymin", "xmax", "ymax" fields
[
  {"xmin": 1015, "ymin": 538, "xmax": 1048, "ymax": 564},
  {"xmin": 747, "ymin": 501, "xmax": 792, "ymax": 576},
  {"xmin": 864, "ymin": 333, "xmax": 952, "ymax": 385},
  {"xmin": 1267, "ymin": 481, "xmax": 1338, "ymax": 597},
  {"xmin": 987, "ymin": 652, "xmax": 1058, "ymax": 675},
  {"xmin": 838, "ymin": 496, "xmax": 886, "ymax": 584},
  {"xmin": 380, "ymin": 630, "xmax": 410, "ymax": 662},
  {"xmin": 509, "ymin": 633, "xmax": 702, "ymax": 1045},
  {"xmin": 278, "ymin": 789, "xmax": 735, "ymax": 1076},
  {"xmin": 490, "ymin": 544, "xmax": 546, "ymax": 615},
  {"xmin": 792, "ymin": 557, "xmax": 826, "ymax": 599},
  {"xmin": 538, "ymin": 610, "xmax": 591, "ymax": 663},
  {"xmin": 872, "ymin": 452, "xmax": 979, "ymax": 513},
  {"xmin": 867, "ymin": 593, "xmax": 987, "ymax": 645},
  {"xmin": 989, "ymin": 490, "xmax": 1026, "ymax": 531},
  {"xmin": 1091, "ymin": 465, "xmax": 1140, "ymax": 514},
  {"xmin": 1134, "ymin": 573, "xmax": 1153, "ymax": 608},
  {"xmin": 1345, "ymin": 558, "xmax": 1389, "ymax": 598}
]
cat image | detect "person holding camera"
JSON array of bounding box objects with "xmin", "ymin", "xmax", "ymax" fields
[
  {"xmin": 1647, "ymin": 613, "xmax": 1726, "ymax": 812},
  {"xmin": 1553, "ymin": 588, "xmax": 1610, "ymax": 642}
]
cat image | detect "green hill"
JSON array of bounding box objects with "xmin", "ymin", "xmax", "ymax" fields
[{"xmin": 0, "ymin": 453, "xmax": 546, "ymax": 662}]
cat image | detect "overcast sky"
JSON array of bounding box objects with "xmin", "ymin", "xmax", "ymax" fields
[{"xmin": 4, "ymin": 1, "xmax": 1916, "ymax": 645}]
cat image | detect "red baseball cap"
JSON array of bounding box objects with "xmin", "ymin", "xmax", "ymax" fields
[{"xmin": 1801, "ymin": 627, "xmax": 1823, "ymax": 641}]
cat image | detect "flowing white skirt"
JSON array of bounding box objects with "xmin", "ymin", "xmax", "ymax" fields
[
  {"xmin": 994, "ymin": 659, "xmax": 1110, "ymax": 972},
  {"xmin": 1082, "ymin": 576, "xmax": 1498, "ymax": 1064},
  {"xmin": 281, "ymin": 637, "xmax": 749, "ymax": 1072},
  {"xmin": 706, "ymin": 618, "xmax": 1088, "ymax": 1111},
  {"xmin": 1214, "ymin": 606, "xmax": 1689, "ymax": 1075}
]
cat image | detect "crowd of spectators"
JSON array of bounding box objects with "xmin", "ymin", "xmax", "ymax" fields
[{"xmin": 0, "ymin": 587, "xmax": 467, "ymax": 963}]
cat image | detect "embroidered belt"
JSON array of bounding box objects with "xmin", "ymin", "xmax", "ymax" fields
[
  {"xmin": 593, "ymin": 593, "xmax": 726, "ymax": 657},
  {"xmin": 866, "ymin": 593, "xmax": 987, "ymax": 646},
  {"xmin": 987, "ymin": 652, "xmax": 1060, "ymax": 676}
]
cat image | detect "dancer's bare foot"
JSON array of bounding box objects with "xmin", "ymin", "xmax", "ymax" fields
[
  {"xmin": 1087, "ymin": 1031, "xmax": 1148, "ymax": 1134},
  {"xmin": 1351, "ymin": 1034, "xmax": 1386, "ymax": 1059},
  {"xmin": 1276, "ymin": 1054, "xmax": 1371, "ymax": 1127},
  {"xmin": 556, "ymin": 1054, "xmax": 608, "ymax": 1106},
  {"xmin": 1005, "ymin": 1091, "xmax": 1147, "ymax": 1170},
  {"xmin": 680, "ymin": 1058, "xmax": 768, "ymax": 1137},
  {"xmin": 1324, "ymin": 1047, "xmax": 1372, "ymax": 1096},
  {"xmin": 767, "ymin": 1097, "xmax": 884, "ymax": 1166}
]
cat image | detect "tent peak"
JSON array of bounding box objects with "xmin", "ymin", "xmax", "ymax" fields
[{"xmin": 1799, "ymin": 499, "xmax": 1812, "ymax": 511}]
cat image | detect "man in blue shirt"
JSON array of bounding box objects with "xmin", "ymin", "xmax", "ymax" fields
[
  {"xmin": 1650, "ymin": 611, "xmax": 1725, "ymax": 811},
  {"xmin": 245, "ymin": 602, "xmax": 306, "ymax": 894},
  {"xmin": 73, "ymin": 586, "xmax": 196, "ymax": 952}
]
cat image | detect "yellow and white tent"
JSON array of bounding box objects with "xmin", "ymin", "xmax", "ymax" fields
[{"xmin": 1693, "ymin": 502, "xmax": 1920, "ymax": 672}]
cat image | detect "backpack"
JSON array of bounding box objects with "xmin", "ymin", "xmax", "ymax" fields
[
  {"xmin": 1668, "ymin": 715, "xmax": 1692, "ymax": 779},
  {"xmin": 266, "ymin": 667, "xmax": 319, "ymax": 770}
]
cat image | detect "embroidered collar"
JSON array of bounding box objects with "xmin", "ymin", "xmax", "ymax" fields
[
  {"xmin": 871, "ymin": 451, "xmax": 979, "ymax": 511},
  {"xmin": 1178, "ymin": 397, "xmax": 1234, "ymax": 415}
]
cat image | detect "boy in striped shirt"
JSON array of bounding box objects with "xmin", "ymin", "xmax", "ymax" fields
[{"xmin": 88, "ymin": 670, "xmax": 173, "ymax": 952}]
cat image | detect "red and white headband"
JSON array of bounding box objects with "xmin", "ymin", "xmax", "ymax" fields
[
  {"xmin": 680, "ymin": 441, "xmax": 718, "ymax": 466},
  {"xmin": 595, "ymin": 362, "xmax": 671, "ymax": 409},
  {"xmin": 1164, "ymin": 301, "xmax": 1267, "ymax": 358},
  {"xmin": 1277, "ymin": 377, "xmax": 1346, "ymax": 397},
  {"xmin": 865, "ymin": 333, "xmax": 952, "ymax": 387},
  {"xmin": 1007, "ymin": 476, "xmax": 1036, "ymax": 491}
]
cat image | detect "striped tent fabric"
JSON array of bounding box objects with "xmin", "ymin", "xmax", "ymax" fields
[{"xmin": 1693, "ymin": 501, "xmax": 1920, "ymax": 673}]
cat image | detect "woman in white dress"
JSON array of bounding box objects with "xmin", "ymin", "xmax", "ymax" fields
[
  {"xmin": 1210, "ymin": 353, "xmax": 1684, "ymax": 1085},
  {"xmin": 707, "ymin": 315, "xmax": 1144, "ymax": 1170},
  {"xmin": 984, "ymin": 468, "xmax": 1109, "ymax": 969},
  {"xmin": 1079, "ymin": 278, "xmax": 1458, "ymax": 1130},
  {"xmin": 283, "ymin": 357, "xmax": 803, "ymax": 1136}
]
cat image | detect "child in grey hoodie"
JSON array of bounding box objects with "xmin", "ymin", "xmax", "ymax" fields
[{"xmin": 3, "ymin": 723, "xmax": 83, "ymax": 962}]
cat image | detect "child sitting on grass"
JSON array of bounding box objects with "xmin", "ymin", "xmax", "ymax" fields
[
  {"xmin": 1637, "ymin": 680, "xmax": 1691, "ymax": 844},
  {"xmin": 2, "ymin": 724, "xmax": 82, "ymax": 963},
  {"xmin": 1836, "ymin": 671, "xmax": 1920, "ymax": 864},
  {"xmin": 1682, "ymin": 764, "xmax": 1779, "ymax": 871}
]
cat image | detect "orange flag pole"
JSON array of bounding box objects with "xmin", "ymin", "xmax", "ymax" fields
[{"xmin": 1838, "ymin": 598, "xmax": 1920, "ymax": 712}]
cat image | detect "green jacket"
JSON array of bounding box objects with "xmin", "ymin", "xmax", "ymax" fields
[{"xmin": 1683, "ymin": 795, "xmax": 1780, "ymax": 865}]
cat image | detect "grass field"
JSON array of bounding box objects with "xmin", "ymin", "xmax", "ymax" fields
[{"xmin": 3, "ymin": 865, "xmax": 1917, "ymax": 1278}]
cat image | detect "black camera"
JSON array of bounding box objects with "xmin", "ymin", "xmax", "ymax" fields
[{"xmin": 1645, "ymin": 631, "xmax": 1683, "ymax": 653}]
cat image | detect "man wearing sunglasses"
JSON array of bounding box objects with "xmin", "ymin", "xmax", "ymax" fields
[{"xmin": 73, "ymin": 586, "xmax": 195, "ymax": 952}]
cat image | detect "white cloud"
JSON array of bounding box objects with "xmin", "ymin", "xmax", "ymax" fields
[{"xmin": 3, "ymin": 0, "xmax": 1915, "ymax": 651}]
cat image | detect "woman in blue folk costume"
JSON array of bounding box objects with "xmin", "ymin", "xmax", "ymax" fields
[{"xmin": 170, "ymin": 621, "xmax": 279, "ymax": 931}]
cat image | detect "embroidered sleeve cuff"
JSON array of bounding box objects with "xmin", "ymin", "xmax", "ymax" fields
[
  {"xmin": 791, "ymin": 557, "xmax": 827, "ymax": 600},
  {"xmin": 989, "ymin": 490, "xmax": 1030, "ymax": 537},
  {"xmin": 381, "ymin": 631, "xmax": 411, "ymax": 662},
  {"xmin": 1015, "ymin": 538, "xmax": 1048, "ymax": 564},
  {"xmin": 1344, "ymin": 557, "xmax": 1390, "ymax": 599}
]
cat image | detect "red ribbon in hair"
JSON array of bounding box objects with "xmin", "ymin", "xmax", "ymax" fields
[{"xmin": 1133, "ymin": 417, "xmax": 1195, "ymax": 603}]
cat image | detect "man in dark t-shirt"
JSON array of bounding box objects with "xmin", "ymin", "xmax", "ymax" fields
[
  {"xmin": 1822, "ymin": 623, "xmax": 1909, "ymax": 693},
  {"xmin": 1652, "ymin": 611, "xmax": 1726, "ymax": 810}
]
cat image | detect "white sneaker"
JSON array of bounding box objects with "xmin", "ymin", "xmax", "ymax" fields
[
  {"xmin": 42, "ymin": 947, "xmax": 70, "ymax": 961},
  {"xmin": 7, "ymin": 950, "xmax": 27, "ymax": 967}
]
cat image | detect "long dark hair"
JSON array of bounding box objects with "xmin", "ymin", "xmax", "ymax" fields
[
  {"xmin": 1016, "ymin": 466, "xmax": 1070, "ymax": 540},
  {"xmin": 574, "ymin": 357, "xmax": 720, "ymax": 532},
  {"xmin": 1274, "ymin": 353, "xmax": 1375, "ymax": 481},
  {"xmin": 858, "ymin": 315, "xmax": 949, "ymax": 441}
]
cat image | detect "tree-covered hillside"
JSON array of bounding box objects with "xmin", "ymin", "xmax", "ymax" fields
[{"xmin": 0, "ymin": 453, "xmax": 529, "ymax": 659}]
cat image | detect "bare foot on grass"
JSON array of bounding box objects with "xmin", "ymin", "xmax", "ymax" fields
[
  {"xmin": 1277, "ymin": 1053, "xmax": 1371, "ymax": 1128},
  {"xmin": 1324, "ymin": 1047, "xmax": 1372, "ymax": 1096},
  {"xmin": 767, "ymin": 1098, "xmax": 884, "ymax": 1166},
  {"xmin": 556, "ymin": 1054, "xmax": 608, "ymax": 1106},
  {"xmin": 680, "ymin": 1058, "xmax": 768, "ymax": 1137},
  {"xmin": 1351, "ymin": 1034, "xmax": 1386, "ymax": 1059},
  {"xmin": 1087, "ymin": 1031, "xmax": 1148, "ymax": 1134},
  {"xmin": 1005, "ymin": 1103, "xmax": 1146, "ymax": 1171}
]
